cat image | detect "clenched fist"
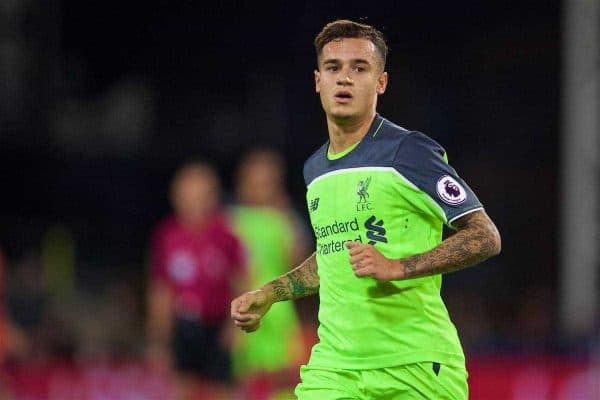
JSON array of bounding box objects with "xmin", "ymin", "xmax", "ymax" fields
[
  {"xmin": 346, "ymin": 241, "xmax": 399, "ymax": 281},
  {"xmin": 230, "ymin": 289, "xmax": 273, "ymax": 333}
]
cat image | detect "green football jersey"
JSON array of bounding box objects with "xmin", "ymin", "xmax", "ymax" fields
[
  {"xmin": 303, "ymin": 114, "xmax": 483, "ymax": 370},
  {"xmin": 230, "ymin": 206, "xmax": 301, "ymax": 374}
]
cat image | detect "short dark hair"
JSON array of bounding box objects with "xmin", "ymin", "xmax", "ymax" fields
[{"xmin": 314, "ymin": 19, "xmax": 388, "ymax": 69}]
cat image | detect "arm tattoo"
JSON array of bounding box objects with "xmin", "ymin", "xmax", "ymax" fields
[
  {"xmin": 399, "ymin": 210, "xmax": 501, "ymax": 280},
  {"xmin": 265, "ymin": 252, "xmax": 319, "ymax": 302}
]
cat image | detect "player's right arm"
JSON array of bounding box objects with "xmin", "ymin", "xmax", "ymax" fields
[{"xmin": 231, "ymin": 252, "xmax": 319, "ymax": 333}]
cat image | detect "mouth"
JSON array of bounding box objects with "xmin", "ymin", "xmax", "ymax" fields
[{"xmin": 334, "ymin": 91, "xmax": 353, "ymax": 103}]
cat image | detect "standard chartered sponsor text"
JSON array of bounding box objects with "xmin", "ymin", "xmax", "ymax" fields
[
  {"xmin": 313, "ymin": 217, "xmax": 363, "ymax": 255},
  {"xmin": 313, "ymin": 217, "xmax": 360, "ymax": 238}
]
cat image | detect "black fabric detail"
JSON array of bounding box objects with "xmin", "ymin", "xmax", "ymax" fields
[
  {"xmin": 302, "ymin": 114, "xmax": 483, "ymax": 223},
  {"xmin": 303, "ymin": 114, "xmax": 409, "ymax": 186},
  {"xmin": 172, "ymin": 317, "xmax": 231, "ymax": 381},
  {"xmin": 432, "ymin": 362, "xmax": 441, "ymax": 376}
]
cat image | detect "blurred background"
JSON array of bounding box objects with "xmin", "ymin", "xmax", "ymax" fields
[{"xmin": 1, "ymin": 0, "xmax": 598, "ymax": 399}]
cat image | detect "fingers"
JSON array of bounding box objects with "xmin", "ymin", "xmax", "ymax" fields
[
  {"xmin": 240, "ymin": 322, "xmax": 260, "ymax": 333},
  {"xmin": 231, "ymin": 306, "xmax": 262, "ymax": 333},
  {"xmin": 347, "ymin": 243, "xmax": 370, "ymax": 270},
  {"xmin": 345, "ymin": 240, "xmax": 360, "ymax": 249},
  {"xmin": 231, "ymin": 291, "xmax": 259, "ymax": 316},
  {"xmin": 233, "ymin": 314, "xmax": 261, "ymax": 330},
  {"xmin": 231, "ymin": 293, "xmax": 263, "ymax": 333},
  {"xmin": 231, "ymin": 310, "xmax": 256, "ymax": 322},
  {"xmin": 353, "ymin": 265, "xmax": 372, "ymax": 277},
  {"xmin": 350, "ymin": 254, "xmax": 371, "ymax": 269},
  {"xmin": 351, "ymin": 258, "xmax": 372, "ymax": 276},
  {"xmin": 345, "ymin": 240, "xmax": 364, "ymax": 252},
  {"xmin": 233, "ymin": 296, "xmax": 251, "ymax": 313},
  {"xmin": 230, "ymin": 299, "xmax": 244, "ymax": 321},
  {"xmin": 345, "ymin": 241, "xmax": 370, "ymax": 257},
  {"xmin": 350, "ymin": 259, "xmax": 373, "ymax": 279},
  {"xmin": 231, "ymin": 298, "xmax": 254, "ymax": 321},
  {"xmin": 346, "ymin": 242, "xmax": 376, "ymax": 278}
]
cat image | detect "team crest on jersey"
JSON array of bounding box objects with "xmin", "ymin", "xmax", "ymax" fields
[
  {"xmin": 436, "ymin": 175, "xmax": 467, "ymax": 205},
  {"xmin": 356, "ymin": 176, "xmax": 374, "ymax": 211}
]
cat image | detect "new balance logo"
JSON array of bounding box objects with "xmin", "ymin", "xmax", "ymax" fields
[
  {"xmin": 309, "ymin": 197, "xmax": 320, "ymax": 212},
  {"xmin": 364, "ymin": 215, "xmax": 387, "ymax": 245}
]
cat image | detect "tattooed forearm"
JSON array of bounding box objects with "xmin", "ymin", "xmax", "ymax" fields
[
  {"xmin": 263, "ymin": 252, "xmax": 319, "ymax": 302},
  {"xmin": 397, "ymin": 210, "xmax": 501, "ymax": 280}
]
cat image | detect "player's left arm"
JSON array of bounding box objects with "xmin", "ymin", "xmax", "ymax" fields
[{"xmin": 347, "ymin": 209, "xmax": 501, "ymax": 280}]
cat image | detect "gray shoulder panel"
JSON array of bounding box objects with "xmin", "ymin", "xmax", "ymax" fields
[
  {"xmin": 393, "ymin": 131, "xmax": 483, "ymax": 223},
  {"xmin": 302, "ymin": 116, "xmax": 483, "ymax": 223},
  {"xmin": 303, "ymin": 115, "xmax": 410, "ymax": 185}
]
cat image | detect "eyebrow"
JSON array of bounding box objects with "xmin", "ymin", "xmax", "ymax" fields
[{"xmin": 322, "ymin": 58, "xmax": 372, "ymax": 65}]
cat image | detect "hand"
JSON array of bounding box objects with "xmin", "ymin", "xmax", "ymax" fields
[
  {"xmin": 346, "ymin": 241, "xmax": 398, "ymax": 281},
  {"xmin": 230, "ymin": 289, "xmax": 273, "ymax": 333}
]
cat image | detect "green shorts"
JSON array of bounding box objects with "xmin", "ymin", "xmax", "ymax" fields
[{"xmin": 294, "ymin": 362, "xmax": 468, "ymax": 400}]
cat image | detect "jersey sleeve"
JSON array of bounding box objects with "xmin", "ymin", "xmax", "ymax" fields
[{"xmin": 393, "ymin": 131, "xmax": 483, "ymax": 226}]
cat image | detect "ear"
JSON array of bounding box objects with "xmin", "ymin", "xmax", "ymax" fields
[
  {"xmin": 376, "ymin": 71, "xmax": 388, "ymax": 95},
  {"xmin": 314, "ymin": 70, "xmax": 321, "ymax": 93}
]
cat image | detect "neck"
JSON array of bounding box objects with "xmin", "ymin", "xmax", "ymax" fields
[
  {"xmin": 327, "ymin": 111, "xmax": 376, "ymax": 154},
  {"xmin": 178, "ymin": 213, "xmax": 212, "ymax": 232}
]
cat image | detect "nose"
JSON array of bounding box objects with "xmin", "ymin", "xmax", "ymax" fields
[{"xmin": 336, "ymin": 75, "xmax": 354, "ymax": 86}]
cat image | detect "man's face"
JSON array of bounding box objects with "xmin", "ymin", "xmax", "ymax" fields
[
  {"xmin": 237, "ymin": 159, "xmax": 283, "ymax": 206},
  {"xmin": 315, "ymin": 38, "xmax": 388, "ymax": 122},
  {"xmin": 172, "ymin": 169, "xmax": 219, "ymax": 226}
]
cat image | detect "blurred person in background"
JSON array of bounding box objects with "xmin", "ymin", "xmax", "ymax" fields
[
  {"xmin": 232, "ymin": 19, "xmax": 501, "ymax": 399},
  {"xmin": 234, "ymin": 147, "xmax": 312, "ymax": 266},
  {"xmin": 232, "ymin": 147, "xmax": 319, "ymax": 354},
  {"xmin": 229, "ymin": 148, "xmax": 310, "ymax": 399},
  {"xmin": 146, "ymin": 160, "xmax": 247, "ymax": 400},
  {"xmin": 0, "ymin": 247, "xmax": 30, "ymax": 398},
  {"xmin": 4, "ymin": 251, "xmax": 55, "ymax": 363}
]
